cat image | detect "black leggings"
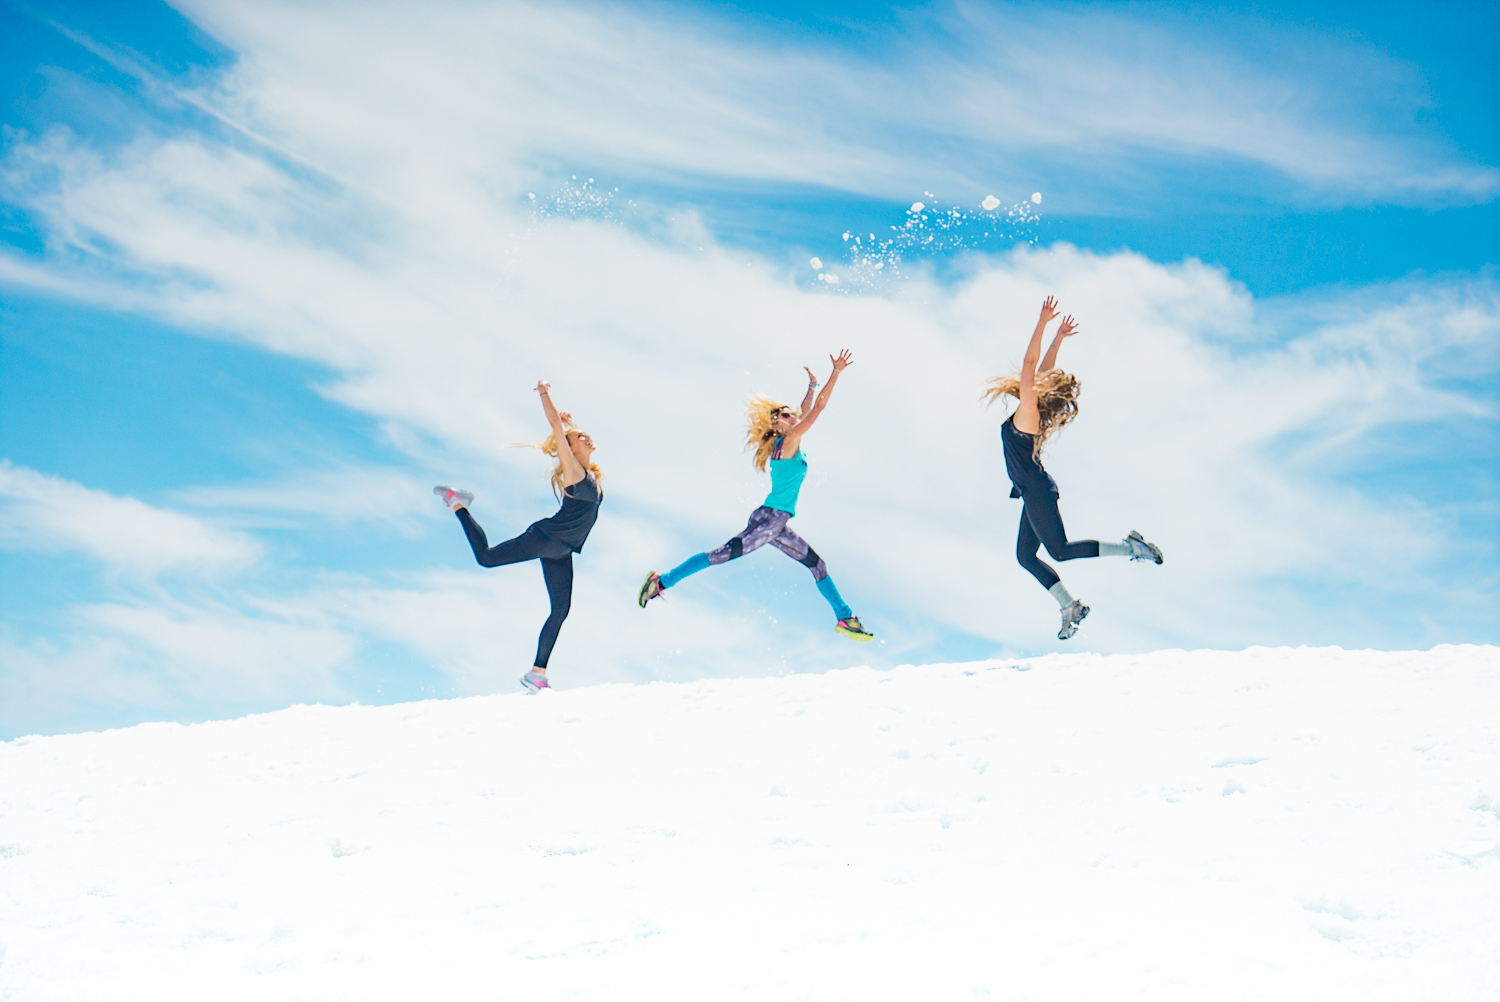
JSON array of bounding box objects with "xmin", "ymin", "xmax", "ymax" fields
[
  {"xmin": 1016, "ymin": 492, "xmax": 1100, "ymax": 590},
  {"xmin": 457, "ymin": 509, "xmax": 573, "ymax": 669}
]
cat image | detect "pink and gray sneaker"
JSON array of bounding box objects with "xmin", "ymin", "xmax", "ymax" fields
[
  {"xmin": 520, "ymin": 670, "xmax": 550, "ymax": 693},
  {"xmin": 433, "ymin": 485, "xmax": 474, "ymax": 512},
  {"xmin": 1058, "ymin": 600, "xmax": 1090, "ymax": 640}
]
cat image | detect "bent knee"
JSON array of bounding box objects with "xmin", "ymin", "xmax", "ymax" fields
[
  {"xmin": 708, "ymin": 537, "xmax": 745, "ymax": 565},
  {"xmin": 801, "ymin": 548, "xmax": 829, "ymax": 581}
]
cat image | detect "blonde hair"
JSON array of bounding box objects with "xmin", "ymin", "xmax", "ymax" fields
[
  {"xmin": 744, "ymin": 393, "xmax": 798, "ymax": 472},
  {"xmin": 509, "ymin": 422, "xmax": 604, "ymax": 501},
  {"xmin": 982, "ymin": 369, "xmax": 1081, "ymax": 457}
]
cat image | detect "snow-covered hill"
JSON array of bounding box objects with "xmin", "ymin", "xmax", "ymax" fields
[{"xmin": 2, "ymin": 646, "xmax": 1497, "ymax": 1001}]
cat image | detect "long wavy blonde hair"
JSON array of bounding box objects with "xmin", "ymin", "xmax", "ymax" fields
[
  {"xmin": 982, "ymin": 369, "xmax": 1081, "ymax": 457},
  {"xmin": 744, "ymin": 393, "xmax": 798, "ymax": 472},
  {"xmin": 509, "ymin": 422, "xmax": 604, "ymax": 500}
]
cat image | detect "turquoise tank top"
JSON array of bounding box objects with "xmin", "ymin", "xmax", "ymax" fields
[{"xmin": 763, "ymin": 437, "xmax": 808, "ymax": 515}]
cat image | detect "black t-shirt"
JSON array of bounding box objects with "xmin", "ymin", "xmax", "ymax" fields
[
  {"xmin": 1001, "ymin": 415, "xmax": 1059, "ymax": 499},
  {"xmin": 532, "ymin": 473, "xmax": 602, "ymax": 553}
]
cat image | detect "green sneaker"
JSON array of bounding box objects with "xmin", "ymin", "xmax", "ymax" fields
[
  {"xmin": 638, "ymin": 571, "xmax": 665, "ymax": 608},
  {"xmin": 835, "ymin": 616, "xmax": 874, "ymax": 642}
]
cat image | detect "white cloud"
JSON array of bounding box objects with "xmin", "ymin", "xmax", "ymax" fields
[
  {"xmin": 146, "ymin": 0, "xmax": 1497, "ymax": 207},
  {"xmin": 0, "ymin": 463, "xmax": 259, "ymax": 577},
  {"xmin": 0, "ymin": 601, "xmax": 355, "ymax": 737},
  {"xmin": 178, "ymin": 466, "xmax": 435, "ymax": 534},
  {"xmin": 83, "ymin": 600, "xmax": 354, "ymax": 692}
]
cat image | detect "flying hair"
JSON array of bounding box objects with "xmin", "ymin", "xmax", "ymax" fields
[
  {"xmin": 506, "ymin": 420, "xmax": 604, "ymax": 500},
  {"xmin": 982, "ymin": 368, "xmax": 1081, "ymax": 457},
  {"xmin": 744, "ymin": 393, "xmax": 798, "ymax": 472}
]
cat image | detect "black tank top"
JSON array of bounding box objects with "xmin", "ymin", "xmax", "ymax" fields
[
  {"xmin": 1001, "ymin": 415, "xmax": 1059, "ymax": 499},
  {"xmin": 532, "ymin": 473, "xmax": 602, "ymax": 553}
]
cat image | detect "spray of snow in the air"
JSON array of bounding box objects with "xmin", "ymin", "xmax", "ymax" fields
[
  {"xmin": 2, "ymin": 647, "xmax": 1496, "ymax": 1000},
  {"xmin": 528, "ymin": 176, "xmax": 631, "ymax": 221},
  {"xmin": 814, "ymin": 192, "xmax": 1044, "ymax": 292}
]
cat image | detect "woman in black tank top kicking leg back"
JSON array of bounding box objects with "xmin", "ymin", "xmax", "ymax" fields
[
  {"xmin": 986, "ymin": 297, "xmax": 1163, "ymax": 640},
  {"xmin": 434, "ymin": 380, "xmax": 603, "ymax": 691}
]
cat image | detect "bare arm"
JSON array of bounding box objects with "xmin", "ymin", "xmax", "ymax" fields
[
  {"xmin": 798, "ymin": 366, "xmax": 820, "ymax": 415},
  {"xmin": 535, "ymin": 380, "xmax": 586, "ymax": 486},
  {"xmin": 1038, "ymin": 315, "xmax": 1078, "ymax": 373},
  {"xmin": 781, "ymin": 350, "xmax": 853, "ymax": 457},
  {"xmin": 1014, "ymin": 298, "xmax": 1059, "ymax": 435}
]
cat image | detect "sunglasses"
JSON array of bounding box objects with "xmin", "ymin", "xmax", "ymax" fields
[{"xmin": 770, "ymin": 407, "xmax": 795, "ymax": 422}]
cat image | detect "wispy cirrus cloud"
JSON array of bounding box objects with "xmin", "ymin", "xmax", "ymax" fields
[{"xmin": 148, "ymin": 0, "xmax": 1497, "ymax": 209}]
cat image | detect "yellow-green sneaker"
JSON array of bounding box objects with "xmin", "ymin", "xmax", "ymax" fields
[
  {"xmin": 638, "ymin": 571, "xmax": 665, "ymax": 608},
  {"xmin": 835, "ymin": 616, "xmax": 873, "ymax": 642}
]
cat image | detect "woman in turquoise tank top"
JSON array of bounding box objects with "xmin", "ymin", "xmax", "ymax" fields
[{"xmin": 638, "ymin": 350, "xmax": 873, "ymax": 642}]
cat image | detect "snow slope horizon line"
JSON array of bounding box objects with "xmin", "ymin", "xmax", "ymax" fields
[{"xmin": 8, "ymin": 642, "xmax": 1495, "ymax": 745}]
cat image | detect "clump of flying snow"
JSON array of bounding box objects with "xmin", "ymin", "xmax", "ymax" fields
[
  {"xmin": 818, "ymin": 191, "xmax": 1044, "ymax": 293},
  {"xmin": 2, "ymin": 646, "xmax": 1497, "ymax": 1000},
  {"xmin": 808, "ymin": 257, "xmax": 822, "ymax": 269},
  {"xmin": 1032, "ymin": 191, "xmax": 1043, "ymax": 204},
  {"xmin": 528, "ymin": 176, "xmax": 630, "ymax": 222}
]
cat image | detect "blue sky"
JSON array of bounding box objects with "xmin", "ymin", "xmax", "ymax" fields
[{"xmin": 1, "ymin": 0, "xmax": 1496, "ymax": 737}]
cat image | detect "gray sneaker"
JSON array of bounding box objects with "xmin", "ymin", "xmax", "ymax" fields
[
  {"xmin": 433, "ymin": 485, "xmax": 474, "ymax": 512},
  {"xmin": 1126, "ymin": 531, "xmax": 1162, "ymax": 564},
  {"xmin": 1058, "ymin": 600, "xmax": 1090, "ymax": 640},
  {"xmin": 520, "ymin": 670, "xmax": 550, "ymax": 693}
]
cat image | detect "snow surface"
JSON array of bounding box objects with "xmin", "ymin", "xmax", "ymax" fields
[{"xmin": 3, "ymin": 646, "xmax": 1497, "ymax": 1000}]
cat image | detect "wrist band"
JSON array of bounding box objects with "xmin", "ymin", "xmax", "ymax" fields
[{"xmin": 809, "ymin": 381, "xmax": 821, "ymax": 388}]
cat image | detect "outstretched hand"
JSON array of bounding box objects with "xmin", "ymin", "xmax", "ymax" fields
[
  {"xmin": 534, "ymin": 379, "xmax": 551, "ymax": 394},
  {"xmin": 830, "ymin": 349, "xmax": 854, "ymax": 372},
  {"xmin": 1056, "ymin": 316, "xmax": 1078, "ymax": 338},
  {"xmin": 1039, "ymin": 296, "xmax": 1059, "ymax": 323},
  {"xmin": 803, "ymin": 365, "xmax": 818, "ymax": 383},
  {"xmin": 557, "ymin": 411, "xmax": 573, "ymax": 426}
]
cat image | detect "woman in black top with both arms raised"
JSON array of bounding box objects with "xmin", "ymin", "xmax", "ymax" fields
[
  {"xmin": 985, "ymin": 296, "xmax": 1163, "ymax": 639},
  {"xmin": 434, "ymin": 380, "xmax": 602, "ymax": 692}
]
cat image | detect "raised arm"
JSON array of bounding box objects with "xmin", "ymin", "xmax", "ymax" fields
[
  {"xmin": 1014, "ymin": 298, "xmax": 1060, "ymax": 435},
  {"xmin": 781, "ymin": 350, "xmax": 853, "ymax": 456},
  {"xmin": 799, "ymin": 366, "xmax": 820, "ymax": 415},
  {"xmin": 535, "ymin": 380, "xmax": 586, "ymax": 486},
  {"xmin": 1038, "ymin": 315, "xmax": 1078, "ymax": 373}
]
